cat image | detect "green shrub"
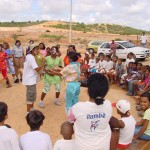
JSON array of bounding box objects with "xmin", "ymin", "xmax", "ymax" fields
[{"xmin": 40, "ymin": 34, "xmax": 65, "ymax": 41}]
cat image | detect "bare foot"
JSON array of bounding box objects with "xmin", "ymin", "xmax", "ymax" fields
[{"xmin": 6, "ymin": 84, "xmax": 12, "ymax": 88}]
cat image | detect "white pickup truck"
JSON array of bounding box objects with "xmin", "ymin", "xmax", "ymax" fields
[{"xmin": 97, "ymin": 41, "xmax": 150, "ymax": 60}]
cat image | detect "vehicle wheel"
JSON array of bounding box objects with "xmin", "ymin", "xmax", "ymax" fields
[
  {"xmin": 140, "ymin": 58, "xmax": 146, "ymax": 61},
  {"xmin": 88, "ymin": 48, "xmax": 94, "ymax": 54}
]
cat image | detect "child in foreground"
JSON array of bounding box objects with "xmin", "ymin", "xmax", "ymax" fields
[
  {"xmin": 53, "ymin": 121, "xmax": 75, "ymax": 150},
  {"xmin": 20, "ymin": 110, "xmax": 52, "ymax": 150},
  {"xmin": 0, "ymin": 102, "xmax": 20, "ymax": 150},
  {"xmin": 116, "ymin": 100, "xmax": 136, "ymax": 149},
  {"xmin": 134, "ymin": 92, "xmax": 150, "ymax": 141}
]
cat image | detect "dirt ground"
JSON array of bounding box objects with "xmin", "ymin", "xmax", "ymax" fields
[{"xmin": 0, "ymin": 22, "xmax": 150, "ymax": 149}]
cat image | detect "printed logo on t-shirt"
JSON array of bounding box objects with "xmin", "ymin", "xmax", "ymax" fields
[
  {"xmin": 87, "ymin": 112, "xmax": 106, "ymax": 132},
  {"xmin": 90, "ymin": 120, "xmax": 100, "ymax": 131}
]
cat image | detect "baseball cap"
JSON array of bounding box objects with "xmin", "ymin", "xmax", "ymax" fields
[
  {"xmin": 116, "ymin": 100, "xmax": 130, "ymax": 114},
  {"xmin": 29, "ymin": 44, "xmax": 39, "ymax": 52}
]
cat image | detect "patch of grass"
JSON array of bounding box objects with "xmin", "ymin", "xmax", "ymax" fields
[
  {"xmin": 40, "ymin": 34, "xmax": 65, "ymax": 41},
  {"xmin": 11, "ymin": 34, "xmax": 24, "ymax": 41},
  {"xmin": 114, "ymin": 38, "xmax": 123, "ymax": 41},
  {"xmin": 0, "ymin": 21, "xmax": 47, "ymax": 27}
]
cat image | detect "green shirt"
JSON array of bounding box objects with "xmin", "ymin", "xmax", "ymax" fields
[
  {"xmin": 44, "ymin": 56, "xmax": 62, "ymax": 84},
  {"xmin": 143, "ymin": 108, "xmax": 150, "ymax": 136}
]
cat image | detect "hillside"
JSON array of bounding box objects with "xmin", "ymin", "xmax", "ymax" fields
[{"xmin": 47, "ymin": 22, "xmax": 150, "ymax": 35}]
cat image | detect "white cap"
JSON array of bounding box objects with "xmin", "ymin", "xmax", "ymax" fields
[
  {"xmin": 85, "ymin": 51, "xmax": 89, "ymax": 55},
  {"xmin": 116, "ymin": 100, "xmax": 130, "ymax": 114}
]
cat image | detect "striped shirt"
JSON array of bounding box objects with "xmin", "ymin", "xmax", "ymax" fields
[{"xmin": 12, "ymin": 45, "xmax": 24, "ymax": 57}]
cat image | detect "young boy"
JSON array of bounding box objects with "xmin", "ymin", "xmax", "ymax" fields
[
  {"xmin": 20, "ymin": 110, "xmax": 52, "ymax": 150},
  {"xmin": 53, "ymin": 121, "xmax": 75, "ymax": 150},
  {"xmin": 0, "ymin": 102, "xmax": 20, "ymax": 150},
  {"xmin": 88, "ymin": 53, "xmax": 96, "ymax": 73},
  {"xmin": 115, "ymin": 59, "xmax": 125, "ymax": 85},
  {"xmin": 134, "ymin": 92, "xmax": 150, "ymax": 140},
  {"xmin": 116, "ymin": 100, "xmax": 136, "ymax": 149}
]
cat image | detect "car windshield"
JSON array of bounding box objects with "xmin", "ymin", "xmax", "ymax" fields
[{"xmin": 119, "ymin": 42, "xmax": 136, "ymax": 48}]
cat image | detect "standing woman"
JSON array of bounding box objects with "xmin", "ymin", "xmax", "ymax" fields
[
  {"xmin": 68, "ymin": 73, "xmax": 112, "ymax": 150},
  {"xmin": 38, "ymin": 46, "xmax": 62, "ymax": 108},
  {"xmin": 3, "ymin": 42, "xmax": 16, "ymax": 82},
  {"xmin": 22, "ymin": 44, "xmax": 45, "ymax": 114},
  {"xmin": 39, "ymin": 43, "xmax": 47, "ymax": 57},
  {"xmin": 12, "ymin": 40, "xmax": 25, "ymax": 83},
  {"xmin": 0, "ymin": 44, "xmax": 11, "ymax": 88}
]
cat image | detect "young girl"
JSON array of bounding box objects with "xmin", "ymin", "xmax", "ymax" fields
[
  {"xmin": 68, "ymin": 73, "xmax": 112, "ymax": 150},
  {"xmin": 134, "ymin": 92, "xmax": 150, "ymax": 141},
  {"xmin": 51, "ymin": 52, "xmax": 81, "ymax": 112},
  {"xmin": 0, "ymin": 44, "xmax": 11, "ymax": 88},
  {"xmin": 39, "ymin": 43, "xmax": 47, "ymax": 57},
  {"xmin": 116, "ymin": 100, "xmax": 136, "ymax": 149},
  {"xmin": 125, "ymin": 52, "xmax": 135, "ymax": 71}
]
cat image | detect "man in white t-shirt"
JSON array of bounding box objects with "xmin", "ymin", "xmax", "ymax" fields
[
  {"xmin": 140, "ymin": 32, "xmax": 148, "ymax": 48},
  {"xmin": 0, "ymin": 102, "xmax": 20, "ymax": 150},
  {"xmin": 22, "ymin": 44, "xmax": 45, "ymax": 113},
  {"xmin": 20, "ymin": 110, "xmax": 52, "ymax": 150}
]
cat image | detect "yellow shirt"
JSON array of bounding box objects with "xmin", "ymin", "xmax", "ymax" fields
[{"xmin": 143, "ymin": 108, "xmax": 150, "ymax": 135}]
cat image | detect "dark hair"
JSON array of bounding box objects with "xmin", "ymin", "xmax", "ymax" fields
[
  {"xmin": 39, "ymin": 43, "xmax": 46, "ymax": 50},
  {"xmin": 0, "ymin": 44, "xmax": 3, "ymax": 48},
  {"xmin": 106, "ymin": 55, "xmax": 111, "ymax": 59},
  {"xmin": 68, "ymin": 45, "xmax": 76, "ymax": 50},
  {"xmin": 113, "ymin": 55, "xmax": 118, "ymax": 59},
  {"xmin": 87, "ymin": 73, "xmax": 109, "ymax": 105},
  {"xmin": 29, "ymin": 40, "xmax": 34, "ymax": 43},
  {"xmin": 128, "ymin": 52, "xmax": 134, "ymax": 57},
  {"xmin": 133, "ymin": 62, "xmax": 138, "ymax": 66},
  {"xmin": 51, "ymin": 46, "xmax": 58, "ymax": 52},
  {"xmin": 0, "ymin": 102, "xmax": 8, "ymax": 122},
  {"xmin": 15, "ymin": 40, "xmax": 21, "ymax": 45},
  {"xmin": 68, "ymin": 51, "xmax": 78, "ymax": 62},
  {"xmin": 138, "ymin": 63, "xmax": 142, "ymax": 67},
  {"xmin": 26, "ymin": 110, "xmax": 45, "ymax": 130},
  {"xmin": 141, "ymin": 92, "xmax": 150, "ymax": 102}
]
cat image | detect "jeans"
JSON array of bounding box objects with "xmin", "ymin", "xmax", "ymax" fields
[
  {"xmin": 128, "ymin": 80, "xmax": 138, "ymax": 95},
  {"xmin": 141, "ymin": 43, "xmax": 147, "ymax": 48},
  {"xmin": 65, "ymin": 82, "xmax": 80, "ymax": 112},
  {"xmin": 134, "ymin": 126, "xmax": 150, "ymax": 140}
]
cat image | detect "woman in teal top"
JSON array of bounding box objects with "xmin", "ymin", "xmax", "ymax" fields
[{"xmin": 38, "ymin": 47, "xmax": 62, "ymax": 108}]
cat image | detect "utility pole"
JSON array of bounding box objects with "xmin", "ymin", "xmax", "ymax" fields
[{"xmin": 69, "ymin": 0, "xmax": 72, "ymax": 44}]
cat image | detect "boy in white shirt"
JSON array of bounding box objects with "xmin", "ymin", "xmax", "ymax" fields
[
  {"xmin": 116, "ymin": 100, "xmax": 136, "ymax": 149},
  {"xmin": 88, "ymin": 53, "xmax": 96, "ymax": 73},
  {"xmin": 98, "ymin": 54, "xmax": 107, "ymax": 74},
  {"xmin": 53, "ymin": 121, "xmax": 75, "ymax": 150},
  {"xmin": 0, "ymin": 102, "xmax": 20, "ymax": 150},
  {"xmin": 20, "ymin": 110, "xmax": 52, "ymax": 150}
]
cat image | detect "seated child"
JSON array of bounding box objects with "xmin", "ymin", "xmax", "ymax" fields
[
  {"xmin": 109, "ymin": 55, "xmax": 118, "ymax": 84},
  {"xmin": 88, "ymin": 53, "xmax": 96, "ymax": 73},
  {"xmin": 98, "ymin": 54, "xmax": 107, "ymax": 74},
  {"xmin": 115, "ymin": 59, "xmax": 125, "ymax": 85},
  {"xmin": 20, "ymin": 110, "xmax": 52, "ymax": 150},
  {"xmin": 116, "ymin": 100, "xmax": 136, "ymax": 149},
  {"xmin": 134, "ymin": 92, "xmax": 150, "ymax": 141},
  {"xmin": 0, "ymin": 102, "xmax": 20, "ymax": 150},
  {"xmin": 53, "ymin": 121, "xmax": 75, "ymax": 150},
  {"xmin": 125, "ymin": 52, "xmax": 135, "ymax": 70}
]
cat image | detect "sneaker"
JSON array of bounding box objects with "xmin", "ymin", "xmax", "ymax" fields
[
  {"xmin": 38, "ymin": 101, "xmax": 45, "ymax": 108},
  {"xmin": 54, "ymin": 100, "xmax": 61, "ymax": 106},
  {"xmin": 14, "ymin": 79, "xmax": 19, "ymax": 83}
]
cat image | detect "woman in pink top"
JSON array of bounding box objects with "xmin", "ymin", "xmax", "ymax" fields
[{"xmin": 39, "ymin": 43, "xmax": 47, "ymax": 57}]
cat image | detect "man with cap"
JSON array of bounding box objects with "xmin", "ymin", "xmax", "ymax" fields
[
  {"xmin": 116, "ymin": 100, "xmax": 136, "ymax": 149},
  {"xmin": 22, "ymin": 44, "xmax": 45, "ymax": 114}
]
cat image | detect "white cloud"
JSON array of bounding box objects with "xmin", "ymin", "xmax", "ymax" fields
[{"xmin": 0, "ymin": 0, "xmax": 149, "ymax": 30}]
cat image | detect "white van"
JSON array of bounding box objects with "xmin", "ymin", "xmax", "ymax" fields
[{"xmin": 97, "ymin": 41, "xmax": 150, "ymax": 60}]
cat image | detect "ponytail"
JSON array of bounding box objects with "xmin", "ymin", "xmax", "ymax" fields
[{"xmin": 95, "ymin": 97, "xmax": 105, "ymax": 105}]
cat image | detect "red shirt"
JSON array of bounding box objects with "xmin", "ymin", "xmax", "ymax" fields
[{"xmin": 0, "ymin": 52, "xmax": 8, "ymax": 70}]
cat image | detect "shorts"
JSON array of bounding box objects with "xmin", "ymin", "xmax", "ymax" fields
[
  {"xmin": 26, "ymin": 85, "xmax": 36, "ymax": 104},
  {"xmin": 43, "ymin": 82, "xmax": 61, "ymax": 93},
  {"xmin": 1, "ymin": 69, "xmax": 7, "ymax": 79}
]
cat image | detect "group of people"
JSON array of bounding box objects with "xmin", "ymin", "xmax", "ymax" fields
[{"xmin": 0, "ymin": 39, "xmax": 150, "ymax": 150}]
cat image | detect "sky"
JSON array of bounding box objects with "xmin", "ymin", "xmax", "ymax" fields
[{"xmin": 0, "ymin": 0, "xmax": 150, "ymax": 30}]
